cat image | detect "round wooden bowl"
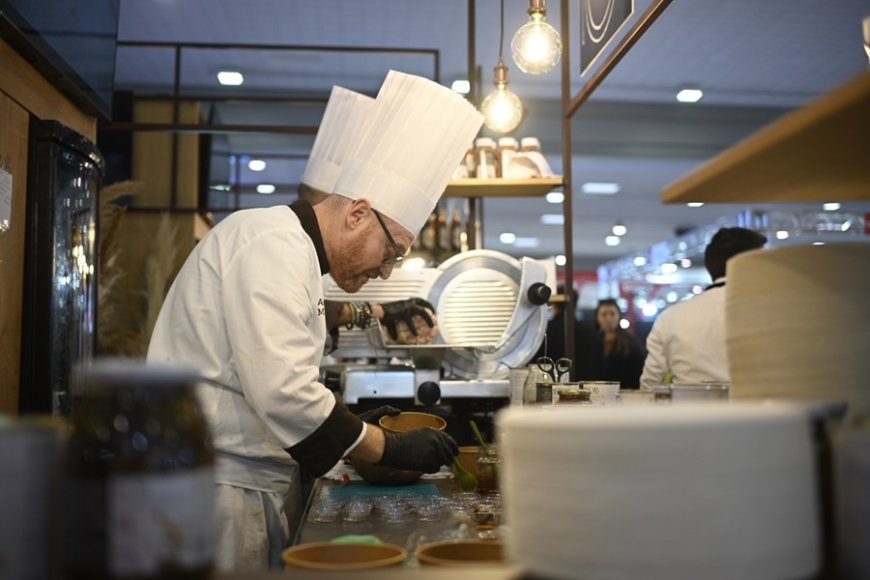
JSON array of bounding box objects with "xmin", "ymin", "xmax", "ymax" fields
[
  {"xmin": 282, "ymin": 542, "xmax": 407, "ymax": 571},
  {"xmin": 379, "ymin": 411, "xmax": 447, "ymax": 433},
  {"xmin": 350, "ymin": 456, "xmax": 424, "ymax": 486},
  {"xmin": 416, "ymin": 539, "xmax": 505, "ymax": 566}
]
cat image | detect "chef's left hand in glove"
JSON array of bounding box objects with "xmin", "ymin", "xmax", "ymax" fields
[
  {"xmin": 380, "ymin": 298, "xmax": 436, "ymax": 340},
  {"xmin": 357, "ymin": 405, "xmax": 402, "ymax": 425}
]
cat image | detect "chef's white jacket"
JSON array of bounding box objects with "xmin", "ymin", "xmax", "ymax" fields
[
  {"xmin": 147, "ymin": 202, "xmax": 365, "ymax": 568},
  {"xmin": 639, "ymin": 281, "xmax": 729, "ymax": 391}
]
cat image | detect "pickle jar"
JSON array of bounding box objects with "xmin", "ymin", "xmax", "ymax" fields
[{"xmin": 64, "ymin": 360, "xmax": 215, "ymax": 579}]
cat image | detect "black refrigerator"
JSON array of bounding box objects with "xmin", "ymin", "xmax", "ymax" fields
[{"xmin": 20, "ymin": 118, "xmax": 104, "ymax": 415}]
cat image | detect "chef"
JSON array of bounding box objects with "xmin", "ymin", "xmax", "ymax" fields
[
  {"xmin": 299, "ymin": 85, "xmax": 436, "ymax": 346},
  {"xmin": 147, "ymin": 70, "xmax": 483, "ymax": 570}
]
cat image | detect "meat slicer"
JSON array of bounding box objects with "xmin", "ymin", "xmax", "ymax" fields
[{"xmin": 322, "ymin": 249, "xmax": 554, "ymax": 409}]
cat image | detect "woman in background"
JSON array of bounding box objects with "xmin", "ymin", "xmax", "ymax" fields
[{"xmin": 575, "ymin": 299, "xmax": 645, "ymax": 389}]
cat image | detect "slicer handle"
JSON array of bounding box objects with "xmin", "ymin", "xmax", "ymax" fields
[
  {"xmin": 417, "ymin": 381, "xmax": 441, "ymax": 406},
  {"xmin": 527, "ymin": 282, "xmax": 551, "ymax": 306}
]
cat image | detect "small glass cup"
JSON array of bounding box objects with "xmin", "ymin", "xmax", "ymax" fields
[{"xmin": 476, "ymin": 446, "xmax": 500, "ymax": 495}]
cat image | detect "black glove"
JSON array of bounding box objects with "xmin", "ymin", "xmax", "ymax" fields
[
  {"xmin": 381, "ymin": 298, "xmax": 436, "ymax": 340},
  {"xmin": 357, "ymin": 405, "xmax": 401, "ymax": 425},
  {"xmin": 378, "ymin": 428, "xmax": 459, "ymax": 473}
]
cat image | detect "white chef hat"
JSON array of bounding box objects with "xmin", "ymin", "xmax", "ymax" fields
[
  {"xmin": 301, "ymin": 86, "xmax": 375, "ymax": 193},
  {"xmin": 334, "ymin": 70, "xmax": 483, "ymax": 237}
]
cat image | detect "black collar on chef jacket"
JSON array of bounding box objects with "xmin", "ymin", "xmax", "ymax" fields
[{"xmin": 289, "ymin": 200, "xmax": 330, "ymax": 276}]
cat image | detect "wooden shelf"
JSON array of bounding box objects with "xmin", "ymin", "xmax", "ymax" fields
[
  {"xmin": 661, "ymin": 72, "xmax": 870, "ymax": 204},
  {"xmin": 444, "ymin": 177, "xmax": 564, "ymax": 198}
]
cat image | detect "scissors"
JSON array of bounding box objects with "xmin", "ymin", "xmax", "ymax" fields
[{"xmin": 536, "ymin": 357, "xmax": 573, "ymax": 382}]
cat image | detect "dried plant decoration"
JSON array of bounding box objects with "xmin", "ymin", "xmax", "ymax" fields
[{"xmin": 143, "ymin": 212, "xmax": 179, "ymax": 340}]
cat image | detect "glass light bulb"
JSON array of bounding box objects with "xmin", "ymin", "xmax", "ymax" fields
[
  {"xmin": 481, "ymin": 85, "xmax": 523, "ymax": 133},
  {"xmin": 511, "ymin": 15, "xmax": 562, "ymax": 74}
]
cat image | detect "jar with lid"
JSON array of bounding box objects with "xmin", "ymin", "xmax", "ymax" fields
[
  {"xmin": 474, "ymin": 137, "xmax": 497, "ymax": 179},
  {"xmin": 64, "ymin": 360, "xmax": 215, "ymax": 579},
  {"xmin": 475, "ymin": 445, "xmax": 500, "ymax": 495},
  {"xmin": 496, "ymin": 137, "xmax": 518, "ymax": 178}
]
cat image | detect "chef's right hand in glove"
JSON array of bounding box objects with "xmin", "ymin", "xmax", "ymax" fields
[
  {"xmin": 378, "ymin": 427, "xmax": 458, "ymax": 473},
  {"xmin": 380, "ymin": 298, "xmax": 436, "ymax": 341}
]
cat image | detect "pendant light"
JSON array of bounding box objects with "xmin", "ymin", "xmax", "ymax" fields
[
  {"xmin": 481, "ymin": 0, "xmax": 523, "ymax": 133},
  {"xmin": 511, "ymin": 0, "xmax": 562, "ymax": 75}
]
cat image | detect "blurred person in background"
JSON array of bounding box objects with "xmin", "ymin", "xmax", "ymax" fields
[
  {"xmin": 639, "ymin": 227, "xmax": 768, "ymax": 390},
  {"xmin": 575, "ymin": 298, "xmax": 645, "ymax": 389}
]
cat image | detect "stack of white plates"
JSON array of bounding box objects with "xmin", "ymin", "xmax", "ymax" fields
[
  {"xmin": 726, "ymin": 244, "xmax": 870, "ymax": 419},
  {"xmin": 497, "ymin": 403, "xmax": 821, "ymax": 580}
]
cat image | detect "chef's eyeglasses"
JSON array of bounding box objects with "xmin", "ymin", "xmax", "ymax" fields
[{"xmin": 372, "ymin": 209, "xmax": 405, "ymax": 266}]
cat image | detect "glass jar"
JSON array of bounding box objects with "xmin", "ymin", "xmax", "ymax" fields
[
  {"xmin": 64, "ymin": 360, "xmax": 215, "ymax": 580},
  {"xmin": 475, "ymin": 445, "xmax": 500, "ymax": 495},
  {"xmin": 496, "ymin": 137, "xmax": 518, "ymax": 178},
  {"xmin": 474, "ymin": 137, "xmax": 497, "ymax": 179}
]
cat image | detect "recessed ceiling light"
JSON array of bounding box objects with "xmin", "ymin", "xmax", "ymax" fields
[
  {"xmin": 545, "ymin": 191, "xmax": 564, "ymax": 204},
  {"xmin": 499, "ymin": 232, "xmax": 517, "ymax": 244},
  {"xmin": 217, "ymin": 71, "xmax": 244, "ymax": 86},
  {"xmin": 612, "ymin": 223, "xmax": 627, "ymax": 236},
  {"xmin": 619, "ymin": 319, "xmax": 630, "ymax": 329},
  {"xmin": 555, "ymin": 255, "xmax": 567, "ymax": 266},
  {"xmin": 822, "ymin": 202, "xmax": 840, "ymax": 211},
  {"xmin": 256, "ymin": 184, "xmax": 276, "ymax": 195},
  {"xmin": 581, "ymin": 182, "xmax": 620, "ymax": 195},
  {"xmin": 248, "ymin": 159, "xmax": 266, "ymax": 171},
  {"xmin": 680, "ymin": 258, "xmax": 692, "ymax": 268},
  {"xmin": 604, "ymin": 235, "xmax": 621, "ymax": 246},
  {"xmin": 687, "ymin": 202, "xmax": 704, "ymax": 208},
  {"xmin": 633, "ymin": 256, "xmax": 647, "ymax": 266},
  {"xmin": 776, "ymin": 230, "xmax": 789, "ymax": 240},
  {"xmin": 541, "ymin": 214, "xmax": 564, "ymax": 225},
  {"xmin": 676, "ymin": 88, "xmax": 703, "ymax": 103},
  {"xmin": 514, "ymin": 237, "xmax": 540, "ymax": 248},
  {"xmin": 451, "ymin": 79, "xmax": 471, "ymax": 95}
]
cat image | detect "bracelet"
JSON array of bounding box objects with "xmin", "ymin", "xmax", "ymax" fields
[
  {"xmin": 344, "ymin": 302, "xmax": 358, "ymax": 330},
  {"xmin": 357, "ymin": 302, "xmax": 373, "ymax": 329},
  {"xmin": 344, "ymin": 302, "xmax": 373, "ymax": 330}
]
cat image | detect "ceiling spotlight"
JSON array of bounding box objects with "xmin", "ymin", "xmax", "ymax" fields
[
  {"xmin": 451, "ymin": 79, "xmax": 471, "ymax": 95},
  {"xmin": 612, "ymin": 222, "xmax": 627, "ymax": 236},
  {"xmin": 555, "ymin": 255, "xmax": 567, "ymax": 266},
  {"xmin": 514, "ymin": 237, "xmax": 540, "ymax": 248},
  {"xmin": 633, "ymin": 256, "xmax": 647, "ymax": 267},
  {"xmin": 687, "ymin": 202, "xmax": 704, "ymax": 208},
  {"xmin": 776, "ymin": 230, "xmax": 789, "ymax": 240},
  {"xmin": 499, "ymin": 232, "xmax": 517, "ymax": 244},
  {"xmin": 482, "ymin": 0, "xmax": 523, "ymax": 133},
  {"xmin": 822, "ymin": 202, "xmax": 840, "ymax": 211},
  {"xmin": 256, "ymin": 184, "xmax": 276, "ymax": 195},
  {"xmin": 217, "ymin": 71, "xmax": 244, "ymax": 86},
  {"xmin": 605, "ymin": 235, "xmax": 621, "ymax": 247},
  {"xmin": 545, "ymin": 191, "xmax": 564, "ymax": 204},
  {"xmin": 511, "ymin": 0, "xmax": 562, "ymax": 75},
  {"xmin": 248, "ymin": 159, "xmax": 266, "ymax": 171},
  {"xmin": 676, "ymin": 87, "xmax": 703, "ymax": 103},
  {"xmin": 680, "ymin": 258, "xmax": 692, "ymax": 268},
  {"xmin": 581, "ymin": 182, "xmax": 620, "ymax": 195}
]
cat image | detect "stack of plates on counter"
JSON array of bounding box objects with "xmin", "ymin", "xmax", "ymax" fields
[
  {"xmin": 497, "ymin": 403, "xmax": 821, "ymax": 580},
  {"xmin": 726, "ymin": 244, "xmax": 870, "ymax": 418}
]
